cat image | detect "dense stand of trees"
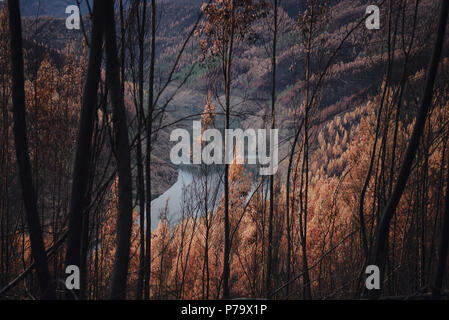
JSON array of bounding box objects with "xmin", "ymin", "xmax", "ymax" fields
[{"xmin": 0, "ymin": 0, "xmax": 448, "ymax": 300}]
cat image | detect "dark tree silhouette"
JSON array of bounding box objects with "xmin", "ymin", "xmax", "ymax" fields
[
  {"xmin": 222, "ymin": 0, "xmax": 236, "ymax": 299},
  {"xmin": 7, "ymin": 0, "xmax": 55, "ymax": 300},
  {"xmin": 369, "ymin": 0, "xmax": 449, "ymax": 299},
  {"xmin": 145, "ymin": 0, "xmax": 156, "ymax": 301},
  {"xmin": 65, "ymin": 0, "xmax": 105, "ymax": 299},
  {"xmin": 266, "ymin": 0, "xmax": 278, "ymax": 298},
  {"xmin": 104, "ymin": 0, "xmax": 134, "ymax": 300},
  {"xmin": 432, "ymin": 145, "xmax": 449, "ymax": 298}
]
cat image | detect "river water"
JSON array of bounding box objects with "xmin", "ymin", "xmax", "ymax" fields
[
  {"xmin": 149, "ymin": 167, "xmax": 258, "ymax": 230},
  {"xmin": 150, "ymin": 170, "xmax": 195, "ymax": 230}
]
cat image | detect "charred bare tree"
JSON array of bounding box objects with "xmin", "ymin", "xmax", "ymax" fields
[
  {"xmin": 144, "ymin": 0, "xmax": 156, "ymax": 301},
  {"xmin": 368, "ymin": 0, "xmax": 449, "ymax": 299},
  {"xmin": 137, "ymin": 0, "xmax": 147, "ymax": 301},
  {"xmin": 126, "ymin": 0, "xmax": 148, "ymax": 301},
  {"xmin": 104, "ymin": 0, "xmax": 134, "ymax": 300},
  {"xmin": 432, "ymin": 143, "xmax": 449, "ymax": 298},
  {"xmin": 222, "ymin": 0, "xmax": 236, "ymax": 299},
  {"xmin": 65, "ymin": 0, "xmax": 105, "ymax": 299},
  {"xmin": 7, "ymin": 0, "xmax": 55, "ymax": 300},
  {"xmin": 266, "ymin": 0, "xmax": 278, "ymax": 298}
]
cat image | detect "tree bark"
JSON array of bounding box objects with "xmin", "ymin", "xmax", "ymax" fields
[
  {"xmin": 369, "ymin": 0, "xmax": 449, "ymax": 299},
  {"xmin": 131, "ymin": 0, "xmax": 147, "ymax": 301},
  {"xmin": 432, "ymin": 149, "xmax": 449, "ymax": 297},
  {"xmin": 65, "ymin": 0, "xmax": 105, "ymax": 299},
  {"xmin": 222, "ymin": 0, "xmax": 235, "ymax": 300},
  {"xmin": 266, "ymin": 0, "xmax": 277, "ymax": 298},
  {"xmin": 144, "ymin": 0, "xmax": 156, "ymax": 300},
  {"xmin": 104, "ymin": 0, "xmax": 134, "ymax": 300},
  {"xmin": 7, "ymin": 0, "xmax": 56, "ymax": 300}
]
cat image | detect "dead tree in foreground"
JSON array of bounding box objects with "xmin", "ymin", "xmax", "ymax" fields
[
  {"xmin": 369, "ymin": 0, "xmax": 449, "ymax": 299},
  {"xmin": 104, "ymin": 0, "xmax": 134, "ymax": 300},
  {"xmin": 432, "ymin": 145, "xmax": 449, "ymax": 298},
  {"xmin": 65, "ymin": 0, "xmax": 105, "ymax": 299},
  {"xmin": 7, "ymin": 0, "xmax": 56, "ymax": 299}
]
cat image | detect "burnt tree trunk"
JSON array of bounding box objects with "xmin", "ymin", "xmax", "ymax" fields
[
  {"xmin": 432, "ymin": 148, "xmax": 449, "ymax": 297},
  {"xmin": 65, "ymin": 0, "xmax": 105, "ymax": 299},
  {"xmin": 369, "ymin": 0, "xmax": 449, "ymax": 299},
  {"xmin": 222, "ymin": 0, "xmax": 235, "ymax": 299},
  {"xmin": 7, "ymin": 0, "xmax": 56, "ymax": 300},
  {"xmin": 104, "ymin": 0, "xmax": 134, "ymax": 300},
  {"xmin": 135, "ymin": 0, "xmax": 147, "ymax": 301},
  {"xmin": 144, "ymin": 0, "xmax": 156, "ymax": 300},
  {"xmin": 266, "ymin": 0, "xmax": 278, "ymax": 298}
]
